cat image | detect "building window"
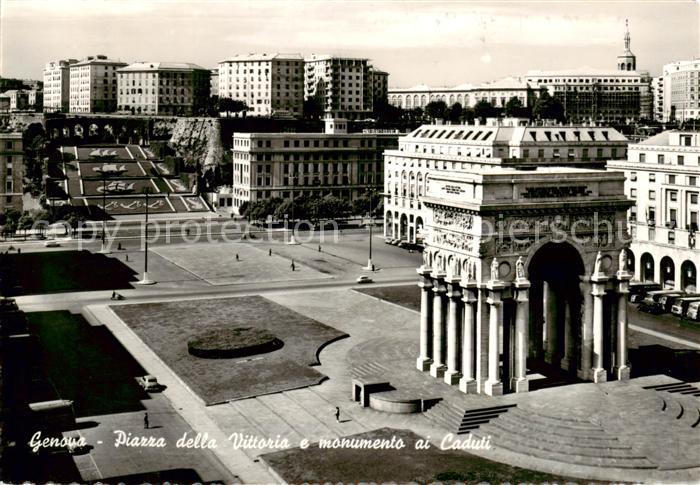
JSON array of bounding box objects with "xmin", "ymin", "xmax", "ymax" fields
[
  {"xmin": 691, "ymin": 193, "xmax": 699, "ymax": 205},
  {"xmin": 668, "ymin": 231, "xmax": 675, "ymax": 244},
  {"xmin": 631, "ymin": 188, "xmax": 637, "ymax": 198},
  {"xmin": 667, "ymin": 175, "xmax": 676, "ymax": 184},
  {"xmin": 689, "ymin": 176, "xmax": 697, "ymax": 186},
  {"xmin": 630, "ymin": 171, "xmax": 637, "ymax": 181},
  {"xmin": 649, "ymin": 190, "xmax": 656, "ymax": 200},
  {"xmin": 649, "ymin": 173, "xmax": 656, "ymax": 182},
  {"xmin": 639, "ymin": 153, "xmax": 645, "ymax": 163},
  {"xmin": 678, "ymin": 155, "xmax": 685, "ymax": 165},
  {"xmin": 670, "ymin": 191, "xmax": 678, "ymax": 202},
  {"xmin": 658, "ymin": 154, "xmax": 665, "ymax": 164}
]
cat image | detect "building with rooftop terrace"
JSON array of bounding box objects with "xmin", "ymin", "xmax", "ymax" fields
[
  {"xmin": 117, "ymin": 62, "xmax": 211, "ymax": 116},
  {"xmin": 69, "ymin": 55, "xmax": 127, "ymax": 113},
  {"xmin": 607, "ymin": 130, "xmax": 699, "ymax": 291},
  {"xmin": 384, "ymin": 120, "xmax": 629, "ymax": 244}
]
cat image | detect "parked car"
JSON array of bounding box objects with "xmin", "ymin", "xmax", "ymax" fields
[
  {"xmin": 629, "ymin": 281, "xmax": 661, "ymax": 302},
  {"xmin": 671, "ymin": 296, "xmax": 700, "ymax": 317},
  {"xmin": 638, "ymin": 301, "xmax": 665, "ymax": 314},
  {"xmin": 642, "ymin": 290, "xmax": 685, "ymax": 309},
  {"xmin": 44, "ymin": 240, "xmax": 61, "ymax": 248},
  {"xmin": 356, "ymin": 275, "xmax": 373, "ymax": 284},
  {"xmin": 686, "ymin": 301, "xmax": 700, "ymax": 321},
  {"xmin": 137, "ymin": 375, "xmax": 160, "ymax": 391},
  {"xmin": 659, "ymin": 292, "xmax": 689, "ymax": 312}
]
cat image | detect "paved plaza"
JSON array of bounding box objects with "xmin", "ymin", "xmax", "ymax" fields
[{"xmin": 92, "ymin": 284, "xmax": 700, "ymax": 482}]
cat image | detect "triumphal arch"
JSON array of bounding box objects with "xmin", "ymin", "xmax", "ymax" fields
[{"xmin": 416, "ymin": 167, "xmax": 635, "ymax": 396}]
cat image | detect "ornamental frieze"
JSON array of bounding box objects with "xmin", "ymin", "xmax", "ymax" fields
[
  {"xmin": 433, "ymin": 207, "xmax": 474, "ymax": 232},
  {"xmin": 429, "ymin": 228, "xmax": 475, "ymax": 253},
  {"xmin": 498, "ymin": 213, "xmax": 618, "ymax": 236}
]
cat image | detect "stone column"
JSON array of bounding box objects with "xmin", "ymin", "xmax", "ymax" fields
[
  {"xmin": 475, "ymin": 286, "xmax": 490, "ymax": 393},
  {"xmin": 416, "ymin": 267, "xmax": 433, "ymax": 371},
  {"xmin": 484, "ymin": 281, "xmax": 505, "ymax": 396},
  {"xmin": 444, "ymin": 278, "xmax": 462, "ymax": 385},
  {"xmin": 511, "ymin": 279, "xmax": 530, "ymax": 393},
  {"xmin": 578, "ymin": 276, "xmax": 593, "ymax": 380},
  {"xmin": 560, "ymin": 294, "xmax": 575, "ymax": 372},
  {"xmin": 430, "ymin": 271, "xmax": 447, "ymax": 378},
  {"xmin": 544, "ymin": 281, "xmax": 559, "ymax": 364},
  {"xmin": 615, "ymin": 270, "xmax": 632, "ymax": 380},
  {"xmin": 459, "ymin": 283, "xmax": 477, "ymax": 393},
  {"xmin": 591, "ymin": 273, "xmax": 609, "ymax": 383}
]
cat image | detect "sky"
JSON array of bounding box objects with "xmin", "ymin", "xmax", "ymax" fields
[{"xmin": 1, "ymin": 0, "xmax": 698, "ymax": 87}]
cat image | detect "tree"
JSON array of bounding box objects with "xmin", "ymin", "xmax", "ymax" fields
[
  {"xmin": 473, "ymin": 100, "xmax": 495, "ymax": 121},
  {"xmin": 303, "ymin": 98, "xmax": 324, "ymax": 120},
  {"xmin": 460, "ymin": 106, "xmax": 475, "ymax": 124},
  {"xmin": 372, "ymin": 101, "xmax": 403, "ymax": 123},
  {"xmin": 532, "ymin": 90, "xmax": 566, "ymax": 122},
  {"xmin": 446, "ymin": 103, "xmax": 463, "ymax": 123},
  {"xmin": 17, "ymin": 212, "xmax": 34, "ymax": 236},
  {"xmin": 425, "ymin": 100, "xmax": 448, "ymax": 121},
  {"xmin": 352, "ymin": 192, "xmax": 382, "ymax": 216},
  {"xmin": 219, "ymin": 98, "xmax": 249, "ymax": 117},
  {"xmin": 206, "ymin": 95, "xmax": 220, "ymax": 117},
  {"xmin": 504, "ymin": 96, "xmax": 524, "ymax": 117}
]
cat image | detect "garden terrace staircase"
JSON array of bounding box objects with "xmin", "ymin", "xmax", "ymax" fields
[{"xmin": 424, "ymin": 402, "xmax": 516, "ymax": 434}]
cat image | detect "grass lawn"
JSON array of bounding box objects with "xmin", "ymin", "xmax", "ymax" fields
[
  {"xmin": 112, "ymin": 295, "xmax": 348, "ymax": 404},
  {"xmin": 262, "ymin": 427, "xmax": 579, "ymax": 484},
  {"xmin": 25, "ymin": 310, "xmax": 149, "ymax": 417},
  {"xmin": 0, "ymin": 250, "xmax": 136, "ymax": 296},
  {"xmin": 355, "ymin": 284, "xmax": 420, "ymax": 312}
]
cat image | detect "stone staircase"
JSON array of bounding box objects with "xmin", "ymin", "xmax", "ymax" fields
[
  {"xmin": 643, "ymin": 381, "xmax": 700, "ymax": 397},
  {"xmin": 424, "ymin": 402, "xmax": 516, "ymax": 434},
  {"xmin": 470, "ymin": 407, "xmax": 657, "ymax": 469},
  {"xmin": 350, "ymin": 362, "xmax": 391, "ymax": 379}
]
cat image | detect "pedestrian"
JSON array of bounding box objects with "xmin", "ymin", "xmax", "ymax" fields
[
  {"xmin": 318, "ymin": 245, "xmax": 322, "ymax": 252},
  {"xmin": 17, "ymin": 248, "xmax": 20, "ymax": 254},
  {"xmin": 125, "ymin": 254, "xmax": 129, "ymax": 262},
  {"xmin": 118, "ymin": 242, "xmax": 122, "ymax": 250},
  {"xmin": 334, "ymin": 406, "xmax": 340, "ymax": 423},
  {"xmin": 269, "ymin": 248, "xmax": 272, "ymax": 256},
  {"xmin": 111, "ymin": 291, "xmax": 116, "ymax": 300},
  {"xmin": 236, "ymin": 253, "xmax": 239, "ymax": 262},
  {"xmin": 372, "ymin": 263, "xmax": 375, "ymax": 272},
  {"xmin": 144, "ymin": 412, "xmax": 149, "ymax": 429},
  {"xmin": 291, "ymin": 261, "xmax": 295, "ymax": 271}
]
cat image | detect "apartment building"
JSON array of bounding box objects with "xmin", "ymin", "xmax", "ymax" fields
[
  {"xmin": 608, "ymin": 131, "xmax": 699, "ymax": 291},
  {"xmin": 304, "ymin": 55, "xmax": 372, "ymax": 120},
  {"xmin": 69, "ymin": 55, "xmax": 127, "ymax": 113},
  {"xmin": 43, "ymin": 59, "xmax": 78, "ymax": 112},
  {"xmin": 661, "ymin": 60, "xmax": 700, "ymax": 122},
  {"xmin": 370, "ymin": 67, "xmax": 389, "ymax": 107},
  {"xmin": 0, "ymin": 132, "xmax": 24, "ymax": 212},
  {"xmin": 117, "ymin": 62, "xmax": 210, "ymax": 116},
  {"xmin": 652, "ymin": 76, "xmax": 664, "ymax": 122},
  {"xmin": 218, "ymin": 53, "xmax": 304, "ymax": 118},
  {"xmin": 384, "ymin": 119, "xmax": 628, "ymax": 243},
  {"xmin": 230, "ymin": 118, "xmax": 399, "ymax": 213}
]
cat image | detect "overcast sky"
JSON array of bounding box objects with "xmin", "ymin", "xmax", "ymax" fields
[{"xmin": 1, "ymin": 0, "xmax": 698, "ymax": 87}]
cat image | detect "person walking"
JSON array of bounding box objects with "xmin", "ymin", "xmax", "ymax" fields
[
  {"xmin": 269, "ymin": 248, "xmax": 272, "ymax": 256},
  {"xmin": 111, "ymin": 291, "xmax": 116, "ymax": 300},
  {"xmin": 318, "ymin": 245, "xmax": 322, "ymax": 252},
  {"xmin": 144, "ymin": 412, "xmax": 149, "ymax": 429},
  {"xmin": 334, "ymin": 406, "xmax": 340, "ymax": 423},
  {"xmin": 236, "ymin": 253, "xmax": 239, "ymax": 262},
  {"xmin": 291, "ymin": 260, "xmax": 295, "ymax": 271}
]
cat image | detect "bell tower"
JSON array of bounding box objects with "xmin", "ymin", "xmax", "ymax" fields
[{"xmin": 617, "ymin": 19, "xmax": 636, "ymax": 71}]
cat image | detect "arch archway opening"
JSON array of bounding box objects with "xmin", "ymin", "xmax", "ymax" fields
[
  {"xmin": 660, "ymin": 256, "xmax": 675, "ymax": 289},
  {"xmin": 526, "ymin": 242, "xmax": 586, "ymax": 387},
  {"xmin": 640, "ymin": 252, "xmax": 655, "ymax": 282},
  {"xmin": 681, "ymin": 260, "xmax": 697, "ymax": 293}
]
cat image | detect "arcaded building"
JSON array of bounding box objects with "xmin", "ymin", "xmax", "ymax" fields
[
  {"xmin": 608, "ymin": 130, "xmax": 699, "ymax": 292},
  {"xmin": 383, "ymin": 119, "xmax": 629, "ymax": 244}
]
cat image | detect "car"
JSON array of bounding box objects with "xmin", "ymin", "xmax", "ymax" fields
[
  {"xmin": 137, "ymin": 375, "xmax": 160, "ymax": 391},
  {"xmin": 44, "ymin": 240, "xmax": 61, "ymax": 248},
  {"xmin": 638, "ymin": 301, "xmax": 664, "ymax": 314},
  {"xmin": 356, "ymin": 275, "xmax": 373, "ymax": 284}
]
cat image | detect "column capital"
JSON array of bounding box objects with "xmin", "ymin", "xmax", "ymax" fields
[
  {"xmin": 417, "ymin": 266, "xmax": 433, "ymax": 277},
  {"xmin": 514, "ymin": 278, "xmax": 531, "ymax": 290},
  {"xmin": 486, "ymin": 280, "xmax": 506, "ymax": 291},
  {"xmin": 431, "ymin": 270, "xmax": 447, "ymax": 280},
  {"xmin": 591, "ymin": 282, "xmax": 607, "ymax": 296},
  {"xmin": 591, "ymin": 273, "xmax": 609, "ymax": 284}
]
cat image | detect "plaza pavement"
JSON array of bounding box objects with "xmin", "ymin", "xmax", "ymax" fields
[{"xmin": 84, "ymin": 286, "xmax": 700, "ymax": 483}]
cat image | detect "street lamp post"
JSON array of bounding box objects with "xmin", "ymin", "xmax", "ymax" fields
[
  {"xmin": 137, "ymin": 188, "xmax": 156, "ymax": 285},
  {"xmin": 288, "ymin": 175, "xmax": 300, "ymax": 245},
  {"xmin": 363, "ymin": 187, "xmax": 375, "ymax": 271}
]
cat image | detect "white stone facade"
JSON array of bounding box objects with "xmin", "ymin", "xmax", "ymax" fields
[
  {"xmin": 43, "ymin": 59, "xmax": 77, "ymax": 113},
  {"xmin": 661, "ymin": 60, "xmax": 700, "ymax": 122},
  {"xmin": 218, "ymin": 53, "xmax": 304, "ymax": 118},
  {"xmin": 69, "ymin": 55, "xmax": 127, "ymax": 113},
  {"xmin": 608, "ymin": 130, "xmax": 700, "ymax": 291}
]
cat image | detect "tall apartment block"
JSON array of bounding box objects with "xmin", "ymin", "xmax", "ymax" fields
[
  {"xmin": 370, "ymin": 67, "xmax": 389, "ymax": 108},
  {"xmin": 661, "ymin": 60, "xmax": 700, "ymax": 122},
  {"xmin": 117, "ymin": 62, "xmax": 211, "ymax": 116},
  {"xmin": 43, "ymin": 59, "xmax": 78, "ymax": 113},
  {"xmin": 218, "ymin": 53, "xmax": 304, "ymax": 118},
  {"xmin": 0, "ymin": 132, "xmax": 24, "ymax": 212},
  {"xmin": 69, "ymin": 55, "xmax": 127, "ymax": 113},
  {"xmin": 304, "ymin": 55, "xmax": 372, "ymax": 120}
]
